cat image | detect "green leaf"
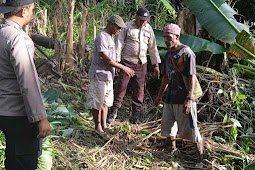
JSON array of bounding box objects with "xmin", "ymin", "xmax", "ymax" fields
[
  {"xmin": 159, "ymin": 0, "xmax": 177, "ymax": 19},
  {"xmin": 52, "ymin": 106, "xmax": 69, "ymax": 115},
  {"xmin": 184, "ymin": 0, "xmax": 249, "ymax": 44},
  {"xmin": 37, "ymin": 137, "xmax": 53, "ymax": 170},
  {"xmin": 62, "ymin": 128, "xmax": 74, "ymax": 137},
  {"xmin": 230, "ymin": 118, "xmax": 242, "ymax": 128},
  {"xmin": 42, "ymin": 88, "xmax": 60, "ymax": 104},
  {"xmin": 233, "ymin": 64, "xmax": 255, "ymax": 75},
  {"xmin": 196, "ymin": 65, "xmax": 228, "ymax": 78},
  {"xmin": 154, "ymin": 30, "xmax": 227, "ymax": 54},
  {"xmin": 143, "ymin": 153, "xmax": 153, "ymax": 164},
  {"xmin": 67, "ymin": 106, "xmax": 82, "ymax": 120},
  {"xmin": 244, "ymin": 161, "xmax": 255, "ymax": 170},
  {"xmin": 238, "ymin": 94, "xmax": 247, "ymax": 100},
  {"xmin": 121, "ymin": 124, "xmax": 131, "ymax": 133},
  {"xmin": 214, "ymin": 136, "xmax": 226, "ymax": 143},
  {"xmin": 231, "ymin": 126, "xmax": 238, "ymax": 140},
  {"xmin": 247, "ymin": 127, "xmax": 253, "ymax": 133},
  {"xmin": 140, "ymin": 129, "xmax": 150, "ymax": 135},
  {"xmin": 223, "ymin": 114, "xmax": 228, "ymax": 123},
  {"xmin": 229, "ymin": 30, "xmax": 255, "ymax": 59},
  {"xmin": 180, "ymin": 34, "xmax": 227, "ymax": 54},
  {"xmin": 139, "ymin": 134, "xmax": 147, "ymax": 138}
]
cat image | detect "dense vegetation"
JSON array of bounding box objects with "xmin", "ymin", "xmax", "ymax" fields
[{"xmin": 0, "ymin": 0, "xmax": 254, "ymax": 169}]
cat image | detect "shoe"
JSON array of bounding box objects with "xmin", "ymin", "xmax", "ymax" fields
[
  {"xmin": 130, "ymin": 111, "xmax": 142, "ymax": 124},
  {"xmin": 107, "ymin": 107, "xmax": 118, "ymax": 123}
]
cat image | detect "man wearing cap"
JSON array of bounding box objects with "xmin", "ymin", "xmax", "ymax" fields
[
  {"xmin": 154, "ymin": 23, "xmax": 204, "ymax": 163},
  {"xmin": 0, "ymin": 0, "xmax": 51, "ymax": 169},
  {"xmin": 87, "ymin": 15, "xmax": 135, "ymax": 133},
  {"xmin": 107, "ymin": 8, "xmax": 161, "ymax": 124}
]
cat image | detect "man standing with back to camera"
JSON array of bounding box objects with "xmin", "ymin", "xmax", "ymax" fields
[
  {"xmin": 107, "ymin": 8, "xmax": 161, "ymax": 124},
  {"xmin": 0, "ymin": 0, "xmax": 51, "ymax": 169}
]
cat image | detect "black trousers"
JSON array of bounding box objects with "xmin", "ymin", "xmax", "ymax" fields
[{"xmin": 0, "ymin": 116, "xmax": 41, "ymax": 170}]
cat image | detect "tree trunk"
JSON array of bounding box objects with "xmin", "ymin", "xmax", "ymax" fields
[
  {"xmin": 177, "ymin": 8, "xmax": 196, "ymax": 36},
  {"xmin": 77, "ymin": 7, "xmax": 88, "ymax": 60},
  {"xmin": 66, "ymin": 0, "xmax": 75, "ymax": 68},
  {"xmin": 53, "ymin": 17, "xmax": 62, "ymax": 72}
]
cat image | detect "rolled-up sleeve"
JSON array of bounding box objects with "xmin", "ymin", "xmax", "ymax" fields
[
  {"xmin": 147, "ymin": 28, "xmax": 161, "ymax": 65},
  {"xmin": 10, "ymin": 35, "xmax": 47, "ymax": 123}
]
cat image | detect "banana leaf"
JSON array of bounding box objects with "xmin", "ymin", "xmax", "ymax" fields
[
  {"xmin": 159, "ymin": 0, "xmax": 177, "ymax": 20},
  {"xmin": 229, "ymin": 30, "xmax": 255, "ymax": 59},
  {"xmin": 184, "ymin": 0, "xmax": 249, "ymax": 44},
  {"xmin": 233, "ymin": 63, "xmax": 255, "ymax": 73},
  {"xmin": 196, "ymin": 65, "xmax": 228, "ymax": 78},
  {"xmin": 154, "ymin": 30, "xmax": 227, "ymax": 54},
  {"xmin": 37, "ymin": 137, "xmax": 53, "ymax": 170},
  {"xmin": 244, "ymin": 161, "xmax": 255, "ymax": 170},
  {"xmin": 247, "ymin": 60, "xmax": 255, "ymax": 67}
]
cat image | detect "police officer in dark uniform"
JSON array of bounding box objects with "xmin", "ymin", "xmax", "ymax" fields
[{"xmin": 0, "ymin": 0, "xmax": 51, "ymax": 169}]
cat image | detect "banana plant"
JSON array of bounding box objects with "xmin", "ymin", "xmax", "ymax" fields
[
  {"xmin": 159, "ymin": 0, "xmax": 177, "ymax": 20},
  {"xmin": 154, "ymin": 29, "xmax": 227, "ymax": 60},
  {"xmin": 229, "ymin": 30, "xmax": 255, "ymax": 59},
  {"xmin": 183, "ymin": 0, "xmax": 249, "ymax": 44},
  {"xmin": 183, "ymin": 0, "xmax": 255, "ymax": 77}
]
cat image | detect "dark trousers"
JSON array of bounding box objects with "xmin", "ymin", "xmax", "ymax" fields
[
  {"xmin": 113, "ymin": 59, "xmax": 147, "ymax": 112},
  {"xmin": 0, "ymin": 116, "xmax": 41, "ymax": 170}
]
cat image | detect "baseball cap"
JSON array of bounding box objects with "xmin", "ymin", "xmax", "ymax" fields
[
  {"xmin": 163, "ymin": 23, "xmax": 181, "ymax": 36},
  {"xmin": 107, "ymin": 14, "xmax": 126, "ymax": 28},
  {"xmin": 0, "ymin": 0, "xmax": 35, "ymax": 14},
  {"xmin": 136, "ymin": 8, "xmax": 150, "ymax": 22}
]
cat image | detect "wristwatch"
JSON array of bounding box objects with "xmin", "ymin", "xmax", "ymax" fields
[{"xmin": 186, "ymin": 96, "xmax": 192, "ymax": 100}]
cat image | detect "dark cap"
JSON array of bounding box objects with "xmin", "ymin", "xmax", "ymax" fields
[
  {"xmin": 107, "ymin": 14, "xmax": 126, "ymax": 28},
  {"xmin": 0, "ymin": 0, "xmax": 35, "ymax": 13},
  {"xmin": 136, "ymin": 8, "xmax": 150, "ymax": 22}
]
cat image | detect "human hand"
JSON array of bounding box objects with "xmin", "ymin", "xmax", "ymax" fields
[
  {"xmin": 116, "ymin": 68, "xmax": 120, "ymax": 73},
  {"xmin": 37, "ymin": 119, "xmax": 51, "ymax": 138},
  {"xmin": 122, "ymin": 66, "xmax": 135, "ymax": 77},
  {"xmin": 184, "ymin": 99, "xmax": 192, "ymax": 114},
  {"xmin": 154, "ymin": 66, "xmax": 160, "ymax": 79}
]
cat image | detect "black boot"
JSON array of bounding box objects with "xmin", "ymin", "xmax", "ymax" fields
[
  {"xmin": 107, "ymin": 107, "xmax": 118, "ymax": 123},
  {"xmin": 130, "ymin": 111, "xmax": 142, "ymax": 124}
]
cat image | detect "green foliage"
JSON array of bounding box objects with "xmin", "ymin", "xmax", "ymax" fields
[
  {"xmin": 154, "ymin": 29, "xmax": 227, "ymax": 60},
  {"xmin": 143, "ymin": 153, "xmax": 153, "ymax": 164},
  {"xmin": 42, "ymin": 88, "xmax": 85, "ymax": 136},
  {"xmin": 139, "ymin": 129, "xmax": 150, "ymax": 138},
  {"xmin": 38, "ymin": 137, "xmax": 53, "ymax": 170},
  {"xmin": 244, "ymin": 161, "xmax": 255, "ymax": 170},
  {"xmin": 0, "ymin": 131, "xmax": 5, "ymax": 169},
  {"xmin": 121, "ymin": 124, "xmax": 131, "ymax": 133},
  {"xmin": 159, "ymin": 0, "xmax": 176, "ymax": 19},
  {"xmin": 229, "ymin": 30, "xmax": 255, "ymax": 60},
  {"xmin": 184, "ymin": 0, "xmax": 249, "ymax": 44}
]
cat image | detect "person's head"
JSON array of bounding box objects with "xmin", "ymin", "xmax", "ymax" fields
[
  {"xmin": 107, "ymin": 14, "xmax": 126, "ymax": 35},
  {"xmin": 0, "ymin": 0, "xmax": 35, "ymax": 26},
  {"xmin": 163, "ymin": 23, "xmax": 181, "ymax": 48},
  {"xmin": 135, "ymin": 8, "xmax": 150, "ymax": 28}
]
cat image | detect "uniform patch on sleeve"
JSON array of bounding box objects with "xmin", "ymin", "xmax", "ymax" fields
[{"xmin": 23, "ymin": 36, "xmax": 35, "ymax": 59}]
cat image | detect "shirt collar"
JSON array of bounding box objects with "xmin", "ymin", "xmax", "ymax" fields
[
  {"xmin": 1, "ymin": 18, "xmax": 21, "ymax": 30},
  {"xmin": 131, "ymin": 19, "xmax": 148, "ymax": 29}
]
